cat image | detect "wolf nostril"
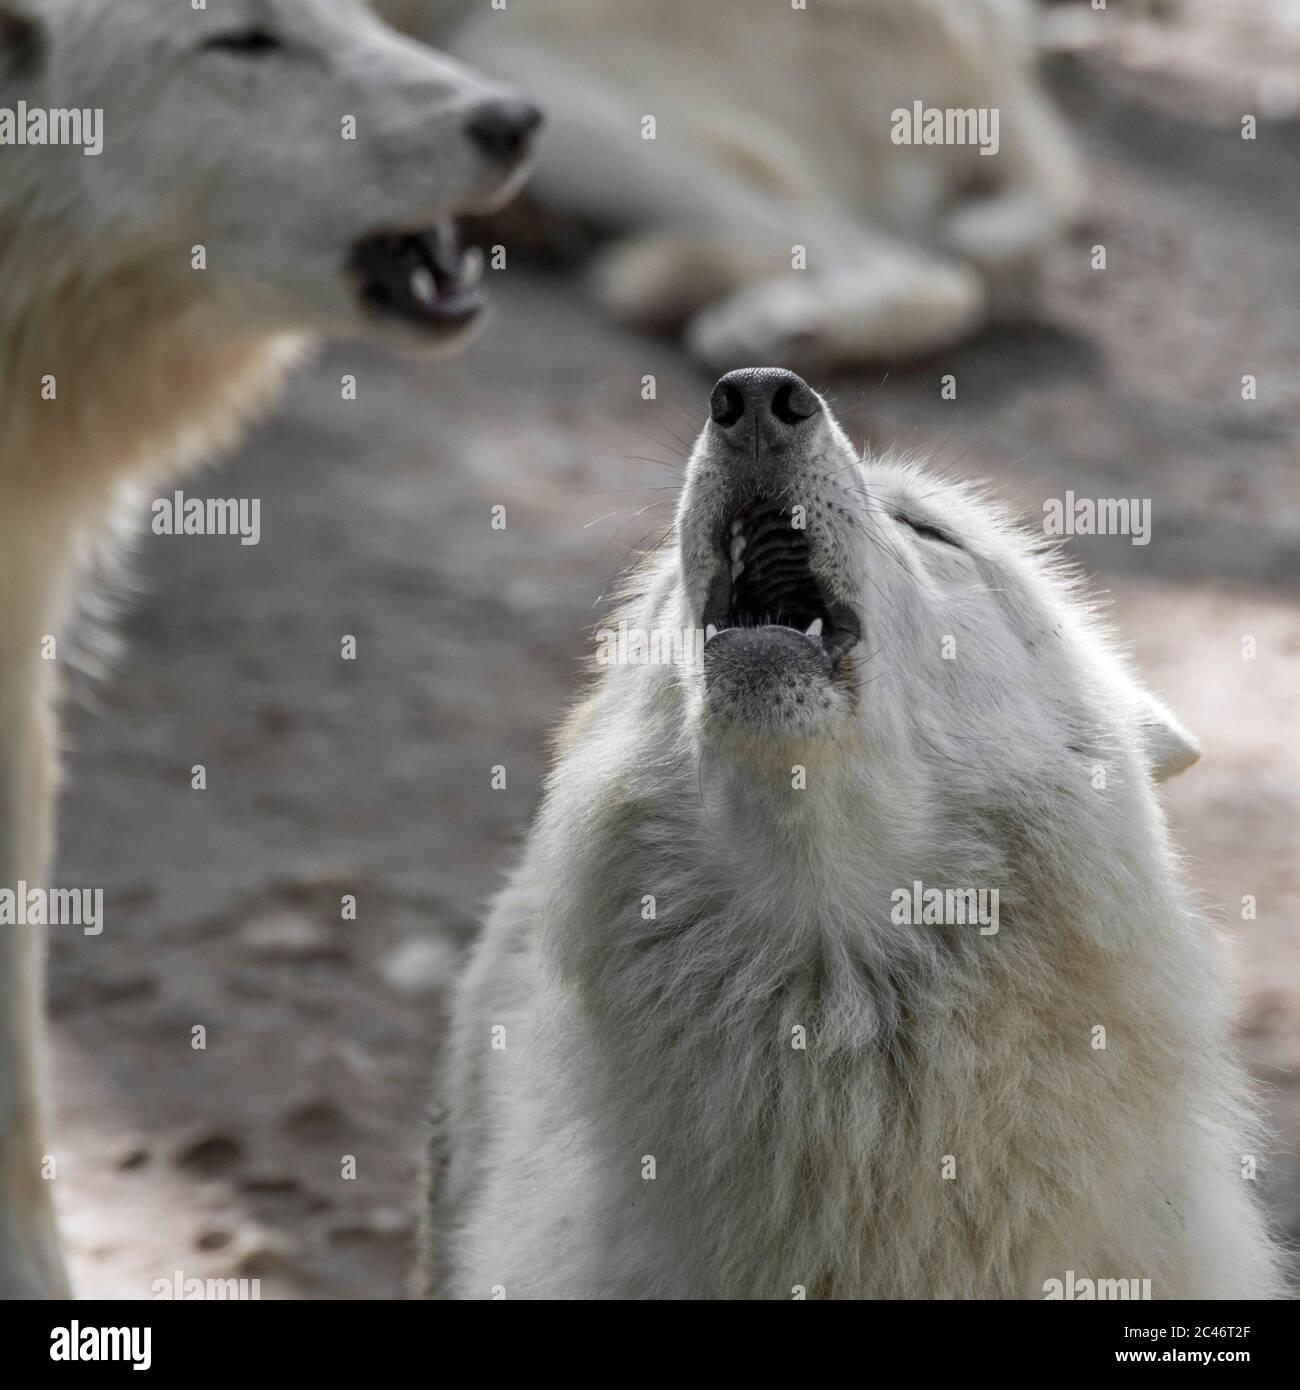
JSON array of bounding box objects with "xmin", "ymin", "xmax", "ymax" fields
[
  {"xmin": 711, "ymin": 368, "xmax": 820, "ymax": 433},
  {"xmin": 464, "ymin": 99, "xmax": 544, "ymax": 163},
  {"xmin": 710, "ymin": 380, "xmax": 746, "ymax": 428},
  {"xmin": 770, "ymin": 381, "xmax": 818, "ymax": 425}
]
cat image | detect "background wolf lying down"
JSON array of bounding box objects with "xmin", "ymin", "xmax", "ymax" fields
[
  {"xmin": 422, "ymin": 370, "xmax": 1282, "ymax": 1299},
  {"xmin": 387, "ymin": 0, "xmax": 1081, "ymax": 369}
]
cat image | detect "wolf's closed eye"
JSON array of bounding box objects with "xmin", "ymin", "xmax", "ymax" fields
[
  {"xmin": 202, "ymin": 30, "xmax": 284, "ymax": 57},
  {"xmin": 894, "ymin": 512, "xmax": 962, "ymax": 549}
]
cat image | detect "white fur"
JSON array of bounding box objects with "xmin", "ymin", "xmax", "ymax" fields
[
  {"xmin": 0, "ymin": 0, "xmax": 533, "ymax": 1297},
  {"xmin": 424, "ymin": 379, "xmax": 1283, "ymax": 1300},
  {"xmin": 393, "ymin": 0, "xmax": 1082, "ymax": 368}
]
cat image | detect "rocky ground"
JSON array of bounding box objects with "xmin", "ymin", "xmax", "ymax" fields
[{"xmin": 48, "ymin": 4, "xmax": 1300, "ymax": 1297}]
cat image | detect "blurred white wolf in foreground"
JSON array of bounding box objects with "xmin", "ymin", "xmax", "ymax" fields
[
  {"xmin": 422, "ymin": 370, "xmax": 1282, "ymax": 1299},
  {"xmin": 0, "ymin": 0, "xmax": 538, "ymax": 1297},
  {"xmin": 386, "ymin": 0, "xmax": 1081, "ymax": 369}
]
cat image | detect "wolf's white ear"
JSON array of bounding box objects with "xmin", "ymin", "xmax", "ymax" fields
[{"xmin": 1136, "ymin": 691, "xmax": 1201, "ymax": 782}]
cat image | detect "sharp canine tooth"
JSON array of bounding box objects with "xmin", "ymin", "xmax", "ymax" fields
[
  {"xmin": 806, "ymin": 618, "xmax": 823, "ymax": 638},
  {"xmin": 410, "ymin": 266, "xmax": 437, "ymax": 305},
  {"xmin": 731, "ymin": 560, "xmax": 744, "ymax": 579},
  {"xmin": 729, "ymin": 536, "xmax": 746, "ymax": 561},
  {"xmin": 705, "ymin": 624, "xmax": 719, "ymax": 642},
  {"xmin": 460, "ymin": 245, "xmax": 484, "ymax": 288}
]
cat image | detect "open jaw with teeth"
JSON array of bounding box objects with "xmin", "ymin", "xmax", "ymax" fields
[
  {"xmin": 702, "ymin": 499, "xmax": 861, "ymax": 667},
  {"xmin": 348, "ymin": 223, "xmax": 487, "ymax": 332}
]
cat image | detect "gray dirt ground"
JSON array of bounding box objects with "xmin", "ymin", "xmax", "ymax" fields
[{"xmin": 49, "ymin": 14, "xmax": 1300, "ymax": 1297}]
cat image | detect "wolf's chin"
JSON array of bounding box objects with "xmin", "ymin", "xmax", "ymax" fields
[
  {"xmin": 359, "ymin": 306, "xmax": 491, "ymax": 358},
  {"xmin": 700, "ymin": 623, "xmax": 854, "ymax": 740}
]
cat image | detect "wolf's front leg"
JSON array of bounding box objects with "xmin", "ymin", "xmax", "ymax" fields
[{"xmin": 0, "ymin": 657, "xmax": 71, "ymax": 1298}]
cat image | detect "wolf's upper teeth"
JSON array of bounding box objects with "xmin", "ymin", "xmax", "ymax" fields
[
  {"xmin": 730, "ymin": 518, "xmax": 744, "ymax": 537},
  {"xmin": 460, "ymin": 245, "xmax": 485, "ymax": 288},
  {"xmin": 410, "ymin": 266, "xmax": 437, "ymax": 305},
  {"xmin": 705, "ymin": 623, "xmax": 719, "ymax": 643},
  {"xmin": 805, "ymin": 618, "xmax": 823, "ymax": 638},
  {"xmin": 731, "ymin": 560, "xmax": 744, "ymax": 580},
  {"xmin": 729, "ymin": 536, "xmax": 746, "ymax": 562}
]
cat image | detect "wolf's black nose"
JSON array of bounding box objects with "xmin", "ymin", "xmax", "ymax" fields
[
  {"xmin": 465, "ymin": 99, "xmax": 543, "ymax": 162},
  {"xmin": 710, "ymin": 369, "xmax": 820, "ymax": 431}
]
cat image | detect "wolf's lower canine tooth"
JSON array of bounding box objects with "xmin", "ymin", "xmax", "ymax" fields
[
  {"xmin": 410, "ymin": 266, "xmax": 437, "ymax": 303},
  {"xmin": 460, "ymin": 245, "xmax": 485, "ymax": 287},
  {"xmin": 729, "ymin": 536, "xmax": 746, "ymax": 562},
  {"xmin": 806, "ymin": 618, "xmax": 823, "ymax": 638},
  {"xmin": 410, "ymin": 266, "xmax": 437, "ymax": 304},
  {"xmin": 731, "ymin": 560, "xmax": 744, "ymax": 580}
]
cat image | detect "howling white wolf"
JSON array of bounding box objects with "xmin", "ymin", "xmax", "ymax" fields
[
  {"xmin": 422, "ymin": 370, "xmax": 1282, "ymax": 1299},
  {"xmin": 388, "ymin": 0, "xmax": 1081, "ymax": 369},
  {"xmin": 0, "ymin": 0, "xmax": 538, "ymax": 1297}
]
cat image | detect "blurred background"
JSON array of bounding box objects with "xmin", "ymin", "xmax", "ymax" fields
[{"xmin": 49, "ymin": 0, "xmax": 1300, "ymax": 1296}]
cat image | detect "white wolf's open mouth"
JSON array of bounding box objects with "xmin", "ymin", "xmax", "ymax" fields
[
  {"xmin": 347, "ymin": 222, "xmax": 486, "ymax": 334},
  {"xmin": 702, "ymin": 496, "xmax": 861, "ymax": 670}
]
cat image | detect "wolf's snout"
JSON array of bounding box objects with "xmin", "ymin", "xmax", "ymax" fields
[
  {"xmin": 464, "ymin": 99, "xmax": 544, "ymax": 163},
  {"xmin": 709, "ymin": 368, "xmax": 820, "ymax": 432}
]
